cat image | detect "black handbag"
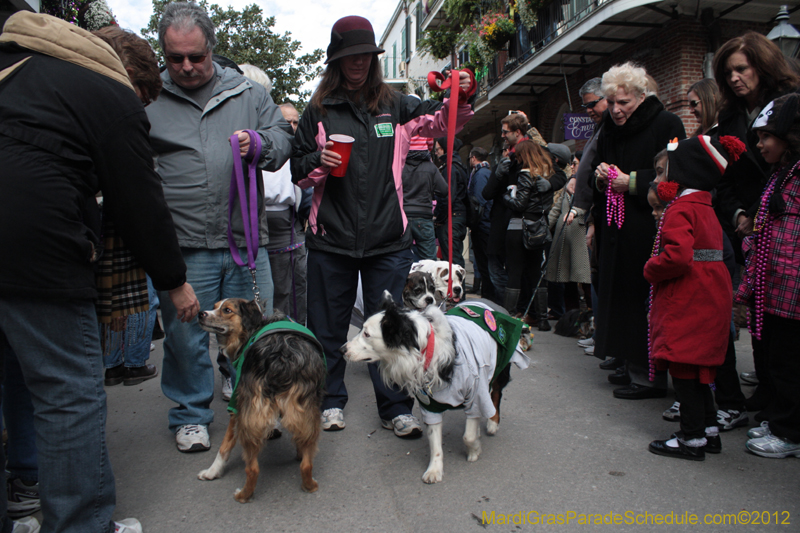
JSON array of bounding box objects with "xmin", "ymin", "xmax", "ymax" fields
[
  {"xmin": 521, "ymin": 215, "xmax": 551, "ymax": 250},
  {"xmin": 465, "ymin": 195, "xmax": 484, "ymax": 230}
]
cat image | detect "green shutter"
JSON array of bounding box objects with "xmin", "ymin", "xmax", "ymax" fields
[{"xmin": 393, "ymin": 42, "xmax": 397, "ymax": 78}]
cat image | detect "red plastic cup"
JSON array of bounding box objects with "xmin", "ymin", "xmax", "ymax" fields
[{"xmin": 328, "ymin": 134, "xmax": 354, "ymax": 177}]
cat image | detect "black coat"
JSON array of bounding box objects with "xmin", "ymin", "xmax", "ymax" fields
[
  {"xmin": 590, "ymin": 96, "xmax": 686, "ymax": 380},
  {"xmin": 402, "ymin": 151, "xmax": 448, "ymax": 219},
  {"xmin": 0, "ymin": 44, "xmax": 186, "ymax": 300},
  {"xmin": 483, "ymin": 149, "xmax": 567, "ymax": 255}
]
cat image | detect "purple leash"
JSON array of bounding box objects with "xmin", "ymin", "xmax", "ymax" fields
[{"xmin": 227, "ymin": 129, "xmax": 263, "ymax": 307}]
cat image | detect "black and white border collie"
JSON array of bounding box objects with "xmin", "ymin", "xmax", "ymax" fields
[{"xmin": 342, "ymin": 291, "xmax": 529, "ymax": 484}]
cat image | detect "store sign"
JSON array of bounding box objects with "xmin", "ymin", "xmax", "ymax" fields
[{"xmin": 563, "ymin": 114, "xmax": 594, "ymax": 140}]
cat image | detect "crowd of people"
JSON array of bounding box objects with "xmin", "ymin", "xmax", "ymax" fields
[{"xmin": 0, "ymin": 2, "xmax": 798, "ymax": 531}]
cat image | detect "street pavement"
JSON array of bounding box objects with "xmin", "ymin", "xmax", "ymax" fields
[{"xmin": 104, "ymin": 317, "xmax": 798, "ymax": 532}]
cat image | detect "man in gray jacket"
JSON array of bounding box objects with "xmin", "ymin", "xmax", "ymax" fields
[{"xmin": 147, "ymin": 2, "xmax": 293, "ymax": 453}]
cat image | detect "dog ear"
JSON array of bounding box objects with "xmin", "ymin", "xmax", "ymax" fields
[
  {"xmin": 380, "ymin": 290, "xmax": 396, "ymax": 311},
  {"xmin": 380, "ymin": 306, "xmax": 419, "ymax": 351},
  {"xmin": 241, "ymin": 300, "xmax": 264, "ymax": 332}
]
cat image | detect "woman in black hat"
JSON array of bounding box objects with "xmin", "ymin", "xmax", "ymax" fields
[{"xmin": 291, "ymin": 15, "xmax": 473, "ymax": 439}]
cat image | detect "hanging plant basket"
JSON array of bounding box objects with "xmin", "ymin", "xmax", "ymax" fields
[
  {"xmin": 417, "ymin": 23, "xmax": 462, "ymax": 60},
  {"xmin": 478, "ymin": 12, "xmax": 516, "ymax": 51}
]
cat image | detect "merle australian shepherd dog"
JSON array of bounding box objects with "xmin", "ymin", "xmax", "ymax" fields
[{"xmin": 197, "ymin": 299, "xmax": 325, "ymax": 503}]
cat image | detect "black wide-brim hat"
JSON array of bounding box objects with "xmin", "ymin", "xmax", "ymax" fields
[{"xmin": 326, "ymin": 15, "xmax": 384, "ymax": 64}]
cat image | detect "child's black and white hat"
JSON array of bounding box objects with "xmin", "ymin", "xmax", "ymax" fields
[
  {"xmin": 666, "ymin": 135, "xmax": 746, "ymax": 191},
  {"xmin": 753, "ymin": 93, "xmax": 800, "ymax": 151}
]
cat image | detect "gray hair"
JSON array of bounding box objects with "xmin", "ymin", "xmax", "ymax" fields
[
  {"xmin": 239, "ymin": 64, "xmax": 272, "ymax": 93},
  {"xmin": 601, "ymin": 62, "xmax": 648, "ymax": 99},
  {"xmin": 579, "ymin": 77, "xmax": 603, "ymax": 98},
  {"xmin": 158, "ymin": 2, "xmax": 217, "ymax": 53}
]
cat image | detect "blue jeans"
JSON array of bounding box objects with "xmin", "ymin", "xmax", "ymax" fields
[
  {"xmin": 159, "ymin": 247, "xmax": 273, "ymax": 432},
  {"xmin": 101, "ymin": 276, "xmax": 159, "ymax": 368},
  {"xmin": 408, "ymin": 217, "xmax": 437, "ymax": 261},
  {"xmin": 435, "ymin": 214, "xmax": 467, "ymax": 267},
  {"xmin": 3, "ymin": 349, "xmax": 37, "ymax": 484},
  {"xmin": 487, "ymin": 253, "xmax": 508, "ymax": 300},
  {"xmin": 0, "ymin": 297, "xmax": 116, "ymax": 533}
]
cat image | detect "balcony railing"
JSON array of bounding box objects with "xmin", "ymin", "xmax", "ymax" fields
[{"xmin": 473, "ymin": 0, "xmax": 607, "ymax": 99}]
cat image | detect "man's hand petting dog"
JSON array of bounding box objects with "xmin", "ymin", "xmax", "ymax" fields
[{"xmin": 169, "ymin": 282, "xmax": 199, "ymax": 322}]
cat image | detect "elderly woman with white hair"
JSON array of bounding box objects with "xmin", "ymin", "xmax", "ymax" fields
[{"xmin": 590, "ymin": 62, "xmax": 685, "ymax": 400}]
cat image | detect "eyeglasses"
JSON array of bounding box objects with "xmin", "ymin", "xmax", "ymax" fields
[
  {"xmin": 581, "ymin": 97, "xmax": 604, "ymax": 109},
  {"xmin": 165, "ymin": 53, "xmax": 208, "ymax": 65},
  {"xmin": 500, "ymin": 129, "xmax": 511, "ymax": 136},
  {"xmin": 688, "ymin": 100, "xmax": 701, "ymax": 108}
]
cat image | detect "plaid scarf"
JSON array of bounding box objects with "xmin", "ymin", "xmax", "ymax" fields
[{"xmin": 95, "ymin": 218, "xmax": 149, "ymax": 329}]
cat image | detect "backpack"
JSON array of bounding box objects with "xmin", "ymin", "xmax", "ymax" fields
[{"xmin": 554, "ymin": 309, "xmax": 593, "ymax": 338}]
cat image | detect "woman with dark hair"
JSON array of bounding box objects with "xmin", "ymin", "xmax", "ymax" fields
[
  {"xmin": 292, "ymin": 16, "xmax": 472, "ymax": 438},
  {"xmin": 687, "ymin": 78, "xmax": 719, "ymax": 137},
  {"xmin": 500, "ymin": 140, "xmax": 555, "ymax": 329},
  {"xmin": 713, "ymin": 31, "xmax": 800, "ymax": 415},
  {"xmin": 591, "ymin": 62, "xmax": 686, "ymax": 400}
]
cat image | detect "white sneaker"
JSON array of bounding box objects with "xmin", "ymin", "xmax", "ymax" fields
[
  {"xmin": 583, "ymin": 345, "xmax": 595, "ymax": 355},
  {"xmin": 662, "ymin": 401, "xmax": 681, "ymax": 421},
  {"xmin": 221, "ymin": 375, "xmax": 233, "ymax": 402},
  {"xmin": 175, "ymin": 424, "xmax": 210, "ymax": 453},
  {"xmin": 747, "ymin": 421, "xmax": 771, "ymax": 439},
  {"xmin": 11, "ymin": 517, "xmax": 40, "ymax": 533},
  {"xmin": 115, "ymin": 519, "xmax": 143, "ymax": 533},
  {"xmin": 381, "ymin": 414, "xmax": 423, "ymax": 439},
  {"xmin": 321, "ymin": 408, "xmax": 345, "ymax": 431},
  {"xmin": 577, "ymin": 338, "xmax": 594, "ymax": 348}
]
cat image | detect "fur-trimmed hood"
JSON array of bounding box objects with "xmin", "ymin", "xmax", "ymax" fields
[{"xmin": 0, "ymin": 11, "xmax": 132, "ymax": 91}]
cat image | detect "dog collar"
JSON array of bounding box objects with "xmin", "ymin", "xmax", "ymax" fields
[{"xmin": 422, "ymin": 323, "xmax": 435, "ymax": 371}]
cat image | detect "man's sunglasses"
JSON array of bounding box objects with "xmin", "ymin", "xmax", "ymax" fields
[
  {"xmin": 581, "ymin": 97, "xmax": 604, "ymax": 109},
  {"xmin": 688, "ymin": 100, "xmax": 701, "ymax": 108},
  {"xmin": 165, "ymin": 53, "xmax": 208, "ymax": 65}
]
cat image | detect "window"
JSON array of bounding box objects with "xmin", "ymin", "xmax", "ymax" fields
[
  {"xmin": 405, "ymin": 15, "xmax": 412, "ymax": 61},
  {"xmin": 416, "ymin": 1, "xmax": 423, "ymax": 42},
  {"xmin": 401, "ymin": 27, "xmax": 407, "ymax": 63}
]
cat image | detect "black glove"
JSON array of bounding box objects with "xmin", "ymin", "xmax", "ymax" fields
[
  {"xmin": 536, "ymin": 178, "xmax": 553, "ymax": 193},
  {"xmin": 495, "ymin": 157, "xmax": 511, "ymax": 177}
]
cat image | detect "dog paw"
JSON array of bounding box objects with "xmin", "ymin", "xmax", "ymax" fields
[
  {"xmin": 486, "ymin": 419, "xmax": 499, "ymax": 435},
  {"xmin": 233, "ymin": 488, "xmax": 252, "ymax": 504},
  {"xmin": 422, "ymin": 468, "xmax": 443, "ymax": 484},
  {"xmin": 466, "ymin": 447, "xmax": 482, "ymax": 462},
  {"xmin": 302, "ymin": 479, "xmax": 319, "ymax": 493},
  {"xmin": 197, "ymin": 468, "xmax": 220, "ymax": 481}
]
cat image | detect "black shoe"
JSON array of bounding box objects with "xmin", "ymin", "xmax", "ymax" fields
[
  {"xmin": 123, "ymin": 364, "xmax": 159, "ymax": 386},
  {"xmin": 608, "ymin": 368, "xmax": 631, "ymax": 386},
  {"xmin": 152, "ymin": 317, "xmax": 165, "ymax": 340},
  {"xmin": 648, "ymin": 439, "xmax": 705, "ymax": 461},
  {"xmin": 599, "ymin": 357, "xmax": 621, "ymax": 370},
  {"xmin": 538, "ymin": 319, "xmax": 551, "ymax": 332},
  {"xmin": 613, "ymin": 383, "xmax": 667, "ymax": 400},
  {"xmin": 104, "ymin": 364, "xmax": 125, "ymax": 386}
]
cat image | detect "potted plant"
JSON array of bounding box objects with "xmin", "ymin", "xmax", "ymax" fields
[{"xmin": 478, "ymin": 11, "xmax": 516, "ymax": 50}]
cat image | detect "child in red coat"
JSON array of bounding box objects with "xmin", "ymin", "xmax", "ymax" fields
[
  {"xmin": 737, "ymin": 94, "xmax": 800, "ymax": 459},
  {"xmin": 646, "ymin": 135, "xmax": 744, "ymax": 461}
]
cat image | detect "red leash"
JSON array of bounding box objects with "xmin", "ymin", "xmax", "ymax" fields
[{"xmin": 427, "ymin": 69, "xmax": 476, "ymax": 299}]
